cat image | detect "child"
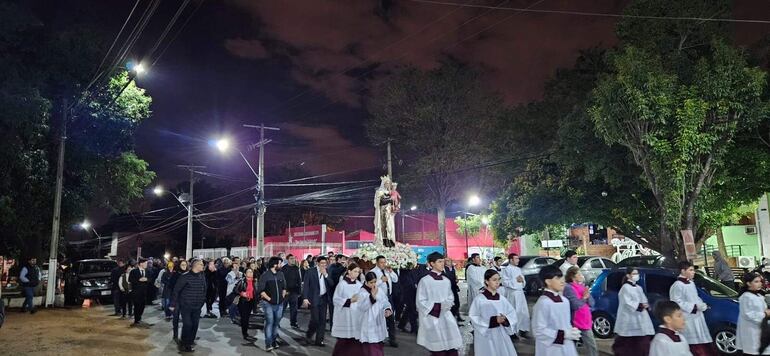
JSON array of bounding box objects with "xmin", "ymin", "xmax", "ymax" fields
[
  {"xmin": 737, "ymin": 271, "xmax": 770, "ymax": 356},
  {"xmin": 612, "ymin": 267, "xmax": 655, "ymax": 356},
  {"xmin": 501, "ymin": 253, "xmax": 530, "ymax": 338},
  {"xmin": 331, "ymin": 263, "xmax": 364, "ymax": 356},
  {"xmin": 469, "ymin": 269, "xmax": 518, "ymax": 356},
  {"xmin": 650, "ymin": 300, "xmax": 692, "ymax": 356},
  {"xmin": 563, "ymin": 266, "xmax": 597, "ymax": 356},
  {"xmin": 532, "ymin": 265, "xmax": 579, "ymax": 356},
  {"xmin": 669, "ymin": 261, "xmax": 715, "ymax": 356},
  {"xmin": 416, "ymin": 252, "xmax": 463, "ymax": 355},
  {"xmin": 355, "ymin": 271, "xmax": 393, "ymax": 356}
]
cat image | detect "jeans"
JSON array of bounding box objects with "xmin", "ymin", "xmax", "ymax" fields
[
  {"xmin": 22, "ymin": 287, "xmax": 35, "ymax": 311},
  {"xmin": 180, "ymin": 306, "xmax": 201, "ymax": 347},
  {"xmin": 285, "ymin": 292, "xmax": 300, "ymax": 326},
  {"xmin": 112, "ymin": 289, "xmax": 122, "ymax": 314},
  {"xmin": 580, "ymin": 329, "xmax": 598, "ymax": 356},
  {"xmin": 262, "ymin": 301, "xmax": 284, "ymax": 347},
  {"xmin": 163, "ymin": 297, "xmax": 172, "ymax": 318}
]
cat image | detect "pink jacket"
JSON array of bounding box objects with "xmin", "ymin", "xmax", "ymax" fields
[{"xmin": 567, "ymin": 282, "xmax": 593, "ymax": 330}]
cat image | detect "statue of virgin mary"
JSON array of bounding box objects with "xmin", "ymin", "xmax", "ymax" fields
[{"xmin": 374, "ymin": 176, "xmax": 396, "ymax": 247}]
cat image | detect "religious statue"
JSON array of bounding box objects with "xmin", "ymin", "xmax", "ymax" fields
[{"xmin": 374, "ymin": 175, "xmax": 397, "ymax": 247}]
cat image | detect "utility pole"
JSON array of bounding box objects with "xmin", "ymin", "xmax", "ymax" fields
[
  {"xmin": 386, "ymin": 138, "xmax": 393, "ymax": 179},
  {"xmin": 244, "ymin": 124, "xmax": 279, "ymax": 257},
  {"xmin": 46, "ymin": 99, "xmax": 68, "ymax": 308},
  {"xmin": 178, "ymin": 165, "xmax": 205, "ymax": 259}
]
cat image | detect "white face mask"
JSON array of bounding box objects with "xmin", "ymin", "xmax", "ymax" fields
[{"xmin": 630, "ymin": 275, "xmax": 640, "ymax": 283}]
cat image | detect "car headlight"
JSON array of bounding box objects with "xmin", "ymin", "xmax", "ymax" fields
[{"xmin": 80, "ymin": 280, "xmax": 93, "ymax": 287}]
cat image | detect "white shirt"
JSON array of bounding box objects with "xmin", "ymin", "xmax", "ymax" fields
[
  {"xmin": 559, "ymin": 261, "xmax": 574, "ymax": 275},
  {"xmin": 737, "ymin": 291, "xmax": 770, "ymax": 355},
  {"xmin": 319, "ymin": 270, "xmax": 327, "ymax": 296},
  {"xmin": 371, "ymin": 266, "xmax": 398, "ymax": 295},
  {"xmin": 669, "ymin": 277, "xmax": 712, "ymax": 344},
  {"xmin": 649, "ymin": 327, "xmax": 692, "ymax": 356}
]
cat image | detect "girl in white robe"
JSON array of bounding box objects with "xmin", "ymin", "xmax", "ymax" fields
[
  {"xmin": 612, "ymin": 267, "xmax": 655, "ymax": 356},
  {"xmin": 355, "ymin": 271, "xmax": 393, "ymax": 356},
  {"xmin": 650, "ymin": 300, "xmax": 692, "ymax": 356},
  {"xmin": 737, "ymin": 272, "xmax": 770, "ymax": 356},
  {"xmin": 532, "ymin": 265, "xmax": 579, "ymax": 356},
  {"xmin": 331, "ymin": 264, "xmax": 364, "ymax": 356},
  {"xmin": 417, "ymin": 252, "xmax": 463, "ymax": 355},
  {"xmin": 501, "ymin": 254, "xmax": 530, "ymax": 335},
  {"xmin": 466, "ymin": 261, "xmax": 487, "ymax": 306},
  {"xmin": 469, "ymin": 269, "xmax": 518, "ymax": 356},
  {"xmin": 669, "ymin": 262, "xmax": 714, "ymax": 356}
]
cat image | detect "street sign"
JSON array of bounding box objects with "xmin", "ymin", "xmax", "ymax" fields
[
  {"xmin": 681, "ymin": 229, "xmax": 697, "ymax": 261},
  {"xmin": 541, "ymin": 240, "xmax": 564, "ymax": 248}
]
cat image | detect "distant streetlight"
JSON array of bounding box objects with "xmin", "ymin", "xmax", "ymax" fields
[
  {"xmin": 153, "ymin": 186, "xmax": 164, "ymax": 196},
  {"xmin": 465, "ymin": 194, "xmax": 482, "ymax": 258},
  {"xmin": 215, "ymin": 138, "xmax": 230, "ymax": 153},
  {"xmin": 468, "ymin": 195, "xmax": 481, "ymax": 207},
  {"xmin": 601, "ymin": 191, "xmax": 608, "ymax": 197},
  {"xmin": 132, "ymin": 63, "xmax": 146, "ymax": 75},
  {"xmin": 80, "ymin": 220, "xmax": 91, "ymax": 230},
  {"xmin": 163, "ymin": 252, "xmax": 170, "ymax": 260},
  {"xmin": 410, "ymin": 205, "xmax": 417, "ymax": 211},
  {"xmin": 481, "ymin": 216, "xmax": 490, "ymax": 225}
]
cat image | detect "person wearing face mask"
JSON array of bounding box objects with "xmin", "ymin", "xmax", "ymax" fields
[
  {"xmin": 563, "ymin": 267, "xmax": 597, "ymax": 356},
  {"xmin": 612, "ymin": 267, "xmax": 655, "ymax": 356}
]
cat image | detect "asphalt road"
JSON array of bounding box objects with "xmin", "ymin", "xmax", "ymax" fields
[{"xmin": 107, "ymin": 281, "xmax": 614, "ymax": 355}]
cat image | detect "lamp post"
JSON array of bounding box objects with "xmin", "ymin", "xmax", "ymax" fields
[
  {"xmin": 154, "ymin": 185, "xmax": 194, "ymax": 258},
  {"xmin": 465, "ymin": 195, "xmax": 481, "ymax": 258},
  {"xmin": 79, "ymin": 220, "xmax": 105, "ymax": 258}
]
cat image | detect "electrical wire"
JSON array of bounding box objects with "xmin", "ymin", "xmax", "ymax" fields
[
  {"xmin": 152, "ymin": 0, "xmax": 206, "ymax": 66},
  {"xmin": 405, "ymin": 0, "xmax": 770, "ymax": 24}
]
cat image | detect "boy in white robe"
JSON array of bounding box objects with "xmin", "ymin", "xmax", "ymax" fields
[
  {"xmin": 331, "ymin": 264, "xmax": 364, "ymax": 356},
  {"xmin": 466, "ymin": 253, "xmax": 487, "ymax": 306},
  {"xmin": 416, "ymin": 252, "xmax": 463, "ymax": 356},
  {"xmin": 669, "ymin": 261, "xmax": 715, "ymax": 356},
  {"xmin": 501, "ymin": 253, "xmax": 530, "ymax": 337},
  {"xmin": 650, "ymin": 300, "xmax": 693, "ymax": 356},
  {"xmin": 469, "ymin": 268, "xmax": 518, "ymax": 356},
  {"xmin": 736, "ymin": 271, "xmax": 770, "ymax": 356},
  {"xmin": 532, "ymin": 265, "xmax": 579, "ymax": 356}
]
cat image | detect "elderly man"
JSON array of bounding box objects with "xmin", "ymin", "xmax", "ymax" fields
[{"xmin": 712, "ymin": 251, "xmax": 736, "ymax": 290}]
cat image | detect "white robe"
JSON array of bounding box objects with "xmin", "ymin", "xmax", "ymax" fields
[
  {"xmin": 416, "ymin": 271, "xmax": 463, "ymax": 352},
  {"xmin": 466, "ymin": 264, "xmax": 487, "ymax": 304},
  {"xmin": 737, "ymin": 291, "xmax": 770, "ymax": 355},
  {"xmin": 649, "ymin": 328, "xmax": 693, "ymax": 356},
  {"xmin": 614, "ymin": 282, "xmax": 655, "ymax": 336},
  {"xmin": 371, "ymin": 266, "xmax": 398, "ymax": 296},
  {"xmin": 355, "ymin": 285, "xmax": 391, "ymax": 343},
  {"xmin": 469, "ymin": 290, "xmax": 518, "ymax": 356},
  {"xmin": 559, "ymin": 261, "xmax": 575, "ymax": 275},
  {"xmin": 532, "ymin": 290, "xmax": 578, "ymax": 356},
  {"xmin": 331, "ymin": 278, "xmax": 363, "ymax": 339},
  {"xmin": 669, "ymin": 279, "xmax": 713, "ymax": 344},
  {"xmin": 501, "ymin": 264, "xmax": 530, "ymax": 332}
]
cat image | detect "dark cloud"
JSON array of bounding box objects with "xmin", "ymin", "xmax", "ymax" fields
[{"xmin": 224, "ymin": 38, "xmax": 270, "ymax": 59}]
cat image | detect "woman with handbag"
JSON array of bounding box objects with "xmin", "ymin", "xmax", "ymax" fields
[{"xmin": 235, "ymin": 268, "xmax": 257, "ymax": 341}]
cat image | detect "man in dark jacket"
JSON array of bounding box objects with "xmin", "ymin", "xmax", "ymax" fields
[
  {"xmin": 444, "ymin": 257, "xmax": 463, "ymax": 322},
  {"xmin": 109, "ymin": 259, "xmax": 126, "ymax": 316},
  {"xmin": 258, "ymin": 257, "xmax": 287, "ymax": 351},
  {"xmin": 204, "ymin": 260, "xmax": 217, "ymax": 318},
  {"xmin": 173, "ymin": 259, "xmax": 207, "ymax": 352},
  {"xmin": 301, "ymin": 256, "xmax": 332, "ymax": 346},
  {"xmin": 216, "ymin": 258, "xmax": 232, "ymax": 318},
  {"xmin": 145, "ymin": 258, "xmax": 157, "ymax": 305},
  {"xmin": 397, "ymin": 263, "xmax": 419, "ymax": 333},
  {"xmin": 326, "ymin": 254, "xmax": 347, "ymax": 330},
  {"xmin": 19, "ymin": 257, "xmax": 41, "ymax": 314},
  {"xmin": 282, "ymin": 254, "xmax": 304, "ymax": 329},
  {"xmin": 129, "ymin": 258, "xmax": 151, "ymax": 327}
]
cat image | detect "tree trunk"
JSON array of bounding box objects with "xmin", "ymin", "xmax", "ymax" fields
[
  {"xmin": 716, "ymin": 227, "xmax": 728, "ymax": 257},
  {"xmin": 437, "ymin": 205, "xmax": 447, "ymax": 255}
]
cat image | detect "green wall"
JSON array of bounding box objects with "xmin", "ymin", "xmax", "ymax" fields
[{"xmin": 704, "ymin": 225, "xmax": 760, "ymax": 257}]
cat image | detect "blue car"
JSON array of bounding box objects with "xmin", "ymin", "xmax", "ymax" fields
[{"xmin": 590, "ymin": 267, "xmax": 739, "ymax": 354}]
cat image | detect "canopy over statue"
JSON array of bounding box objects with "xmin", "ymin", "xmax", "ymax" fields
[{"xmin": 374, "ymin": 175, "xmax": 399, "ymax": 247}]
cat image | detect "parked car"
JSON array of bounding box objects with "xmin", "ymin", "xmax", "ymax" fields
[
  {"xmin": 549, "ymin": 256, "xmax": 617, "ymax": 286},
  {"xmin": 590, "ymin": 267, "xmax": 739, "ymax": 355},
  {"xmin": 516, "ymin": 256, "xmax": 557, "ymax": 295},
  {"xmin": 64, "ymin": 259, "xmax": 117, "ymax": 305},
  {"xmin": 616, "ymin": 255, "xmax": 677, "ymax": 269}
]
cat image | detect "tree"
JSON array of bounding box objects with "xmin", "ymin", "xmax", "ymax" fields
[
  {"xmin": 0, "ymin": 3, "xmax": 155, "ymax": 257},
  {"xmin": 367, "ymin": 62, "xmax": 505, "ymax": 253}
]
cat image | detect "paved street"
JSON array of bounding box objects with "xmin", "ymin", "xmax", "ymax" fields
[{"xmin": 115, "ymin": 281, "xmax": 614, "ymax": 355}]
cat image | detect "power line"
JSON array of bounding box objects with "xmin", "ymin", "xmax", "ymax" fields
[
  {"xmin": 152, "ymin": 0, "xmax": 206, "ymax": 66},
  {"xmin": 405, "ymin": 0, "xmax": 770, "ymax": 24}
]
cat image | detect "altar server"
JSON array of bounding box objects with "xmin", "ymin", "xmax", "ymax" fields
[
  {"xmin": 532, "ymin": 265, "xmax": 579, "ymax": 356},
  {"xmin": 650, "ymin": 300, "xmax": 692, "ymax": 356},
  {"xmin": 670, "ymin": 261, "xmax": 716, "ymax": 356},
  {"xmin": 737, "ymin": 271, "xmax": 770, "ymax": 356},
  {"xmin": 416, "ymin": 252, "xmax": 463, "ymax": 356},
  {"xmin": 501, "ymin": 253, "xmax": 530, "ymax": 337},
  {"xmin": 469, "ymin": 268, "xmax": 518, "ymax": 356},
  {"xmin": 612, "ymin": 267, "xmax": 655, "ymax": 356},
  {"xmin": 355, "ymin": 271, "xmax": 393, "ymax": 356},
  {"xmin": 331, "ymin": 263, "xmax": 364, "ymax": 356},
  {"xmin": 466, "ymin": 253, "xmax": 487, "ymax": 305}
]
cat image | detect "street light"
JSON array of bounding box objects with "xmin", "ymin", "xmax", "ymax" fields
[
  {"xmin": 80, "ymin": 220, "xmax": 91, "ymax": 230},
  {"xmin": 80, "ymin": 220, "xmax": 104, "ymax": 258},
  {"xmin": 468, "ymin": 195, "xmax": 481, "ymax": 207},
  {"xmin": 410, "ymin": 205, "xmax": 417, "ymax": 211},
  {"xmin": 215, "ymin": 138, "xmax": 230, "ymax": 153},
  {"xmin": 465, "ymin": 195, "xmax": 482, "ymax": 258},
  {"xmin": 153, "ymin": 186, "xmax": 193, "ymax": 259},
  {"xmin": 132, "ymin": 62, "xmax": 146, "ymax": 75}
]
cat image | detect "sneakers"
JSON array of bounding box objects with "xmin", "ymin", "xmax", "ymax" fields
[{"xmin": 265, "ymin": 346, "xmax": 274, "ymax": 352}]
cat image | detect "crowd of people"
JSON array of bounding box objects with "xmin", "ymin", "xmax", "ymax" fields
[{"xmin": 15, "ymin": 248, "xmax": 770, "ymax": 356}]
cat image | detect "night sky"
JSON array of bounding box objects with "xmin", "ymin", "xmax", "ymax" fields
[{"xmin": 90, "ymin": 0, "xmax": 770, "ymax": 187}]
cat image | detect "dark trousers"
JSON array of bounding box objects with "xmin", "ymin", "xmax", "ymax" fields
[
  {"xmin": 120, "ymin": 291, "xmax": 132, "ymax": 316},
  {"xmin": 112, "ymin": 289, "xmax": 122, "ymax": 314},
  {"xmin": 306, "ymin": 300, "xmax": 328, "ymax": 344},
  {"xmin": 238, "ymin": 299, "xmax": 253, "ymax": 338},
  {"xmin": 451, "ymin": 288, "xmax": 460, "ymax": 317},
  {"xmin": 180, "ymin": 306, "xmax": 201, "ymax": 347},
  {"xmin": 218, "ymin": 286, "xmax": 228, "ymax": 317},
  {"xmin": 328, "ymin": 299, "xmax": 335, "ymax": 330},
  {"xmin": 205, "ymin": 289, "xmax": 216, "ymax": 313},
  {"xmin": 398, "ymin": 299, "xmax": 418, "ymax": 332},
  {"xmin": 146, "ymin": 285, "xmax": 157, "ymax": 304},
  {"xmin": 392, "ymin": 292, "xmax": 402, "ymax": 321},
  {"xmin": 133, "ymin": 297, "xmax": 146, "ymax": 323},
  {"xmin": 385, "ymin": 297, "xmax": 397, "ymax": 344},
  {"xmin": 22, "ymin": 286, "xmax": 35, "ymax": 311},
  {"xmin": 172, "ymin": 304, "xmax": 181, "ymax": 339},
  {"xmin": 285, "ymin": 292, "xmax": 301, "ymax": 326}
]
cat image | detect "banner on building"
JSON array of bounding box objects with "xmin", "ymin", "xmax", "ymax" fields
[{"xmin": 681, "ymin": 229, "xmax": 697, "ymax": 261}]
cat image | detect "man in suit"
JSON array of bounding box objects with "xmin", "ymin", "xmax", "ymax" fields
[
  {"xmin": 301, "ymin": 255, "xmax": 332, "ymax": 347},
  {"xmin": 397, "ymin": 262, "xmax": 419, "ymax": 333},
  {"xmin": 129, "ymin": 258, "xmax": 151, "ymax": 327},
  {"xmin": 444, "ymin": 257, "xmax": 464, "ymax": 322},
  {"xmin": 327, "ymin": 254, "xmax": 347, "ymax": 331},
  {"xmin": 371, "ymin": 255, "xmax": 399, "ymax": 347}
]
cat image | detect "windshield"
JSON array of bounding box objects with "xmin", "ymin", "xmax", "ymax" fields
[
  {"xmin": 78, "ymin": 261, "xmax": 116, "ymax": 274},
  {"xmin": 694, "ymin": 272, "xmax": 738, "ymax": 298},
  {"xmin": 518, "ymin": 257, "xmax": 533, "ymax": 267},
  {"xmin": 577, "ymin": 257, "xmax": 591, "ymax": 266}
]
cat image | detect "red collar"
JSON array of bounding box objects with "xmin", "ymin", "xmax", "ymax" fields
[
  {"xmin": 542, "ymin": 290, "xmax": 563, "ymax": 303},
  {"xmin": 429, "ymin": 271, "xmax": 444, "ymax": 280},
  {"xmin": 659, "ymin": 327, "xmax": 681, "ymax": 342},
  {"xmin": 677, "ymin": 277, "xmax": 691, "ymax": 284},
  {"xmin": 482, "ymin": 289, "xmax": 500, "ymax": 300},
  {"xmin": 344, "ymin": 277, "xmax": 357, "ymax": 285}
]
